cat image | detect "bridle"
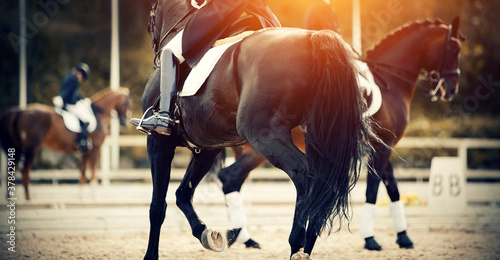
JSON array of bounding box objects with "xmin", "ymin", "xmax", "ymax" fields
[{"xmin": 362, "ymin": 25, "xmax": 461, "ymax": 101}]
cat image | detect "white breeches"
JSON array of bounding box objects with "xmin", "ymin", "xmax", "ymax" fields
[{"xmin": 65, "ymin": 99, "xmax": 94, "ymax": 125}]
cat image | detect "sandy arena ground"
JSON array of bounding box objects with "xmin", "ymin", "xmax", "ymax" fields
[
  {"xmin": 2, "ymin": 228, "xmax": 500, "ymax": 259},
  {"xmin": 2, "ymin": 182, "xmax": 500, "ymax": 259}
]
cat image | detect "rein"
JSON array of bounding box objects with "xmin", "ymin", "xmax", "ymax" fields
[{"xmin": 362, "ymin": 26, "xmax": 461, "ymax": 101}]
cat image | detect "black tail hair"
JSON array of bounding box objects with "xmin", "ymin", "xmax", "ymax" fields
[{"xmin": 300, "ymin": 30, "xmax": 375, "ymax": 235}]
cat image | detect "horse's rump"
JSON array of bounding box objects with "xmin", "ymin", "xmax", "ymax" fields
[{"xmin": 0, "ymin": 109, "xmax": 22, "ymax": 154}]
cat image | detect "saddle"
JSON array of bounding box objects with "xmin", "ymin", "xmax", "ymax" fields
[
  {"xmin": 179, "ymin": 31, "xmax": 254, "ymax": 97},
  {"xmin": 52, "ymin": 96, "xmax": 97, "ymax": 133}
]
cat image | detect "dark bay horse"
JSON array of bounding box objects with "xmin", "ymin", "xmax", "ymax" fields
[
  {"xmin": 139, "ymin": 1, "xmax": 376, "ymax": 259},
  {"xmin": 0, "ymin": 88, "xmax": 131, "ymax": 200},
  {"xmin": 218, "ymin": 17, "xmax": 465, "ymax": 250}
]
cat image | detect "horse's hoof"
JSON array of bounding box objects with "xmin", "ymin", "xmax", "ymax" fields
[
  {"xmin": 396, "ymin": 231, "xmax": 414, "ymax": 249},
  {"xmin": 291, "ymin": 251, "xmax": 311, "ymax": 260},
  {"xmin": 244, "ymin": 238, "xmax": 261, "ymax": 249},
  {"xmin": 364, "ymin": 236, "xmax": 382, "ymax": 251},
  {"xmin": 227, "ymin": 228, "xmax": 241, "ymax": 248},
  {"xmin": 201, "ymin": 229, "xmax": 226, "ymax": 252}
]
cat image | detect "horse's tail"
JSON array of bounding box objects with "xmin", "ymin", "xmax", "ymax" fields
[
  {"xmin": 0, "ymin": 109, "xmax": 23, "ymax": 161},
  {"xmin": 301, "ymin": 30, "xmax": 374, "ymax": 235}
]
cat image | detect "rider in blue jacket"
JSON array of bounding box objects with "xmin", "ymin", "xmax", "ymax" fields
[
  {"xmin": 59, "ymin": 62, "xmax": 92, "ymax": 150},
  {"xmin": 60, "ymin": 63, "xmax": 89, "ymax": 108}
]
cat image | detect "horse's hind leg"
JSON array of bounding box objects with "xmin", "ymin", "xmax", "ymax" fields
[
  {"xmin": 176, "ymin": 148, "xmax": 226, "ymax": 251},
  {"xmin": 218, "ymin": 147, "xmax": 266, "ymax": 248},
  {"xmin": 20, "ymin": 147, "xmax": 38, "ymax": 200},
  {"xmin": 145, "ymin": 134, "xmax": 176, "ymax": 260},
  {"xmin": 239, "ymin": 127, "xmax": 309, "ymax": 257}
]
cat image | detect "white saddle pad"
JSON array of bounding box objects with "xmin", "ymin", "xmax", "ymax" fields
[
  {"xmin": 53, "ymin": 97, "xmax": 97, "ymax": 133},
  {"xmin": 356, "ymin": 60, "xmax": 382, "ymax": 117},
  {"xmin": 179, "ymin": 40, "xmax": 242, "ymax": 97}
]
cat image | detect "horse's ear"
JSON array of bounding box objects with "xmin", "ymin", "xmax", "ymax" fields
[
  {"xmin": 451, "ymin": 16, "xmax": 460, "ymax": 37},
  {"xmin": 450, "ymin": 16, "xmax": 465, "ymax": 41}
]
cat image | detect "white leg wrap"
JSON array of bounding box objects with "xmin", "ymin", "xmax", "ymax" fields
[
  {"xmin": 389, "ymin": 200, "xmax": 407, "ymax": 233},
  {"xmin": 163, "ymin": 29, "xmax": 185, "ymax": 63},
  {"xmin": 359, "ymin": 203, "xmax": 376, "ymax": 238},
  {"xmin": 225, "ymin": 191, "xmax": 248, "ymax": 229},
  {"xmin": 225, "ymin": 192, "xmax": 251, "ymax": 243}
]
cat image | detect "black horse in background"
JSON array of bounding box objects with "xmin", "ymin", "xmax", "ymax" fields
[{"xmin": 138, "ymin": 0, "xmax": 376, "ymax": 259}]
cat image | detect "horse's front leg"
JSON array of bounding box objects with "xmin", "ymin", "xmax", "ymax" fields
[
  {"xmin": 360, "ymin": 146, "xmax": 389, "ymax": 251},
  {"xmin": 79, "ymin": 155, "xmax": 88, "ymax": 185},
  {"xmin": 175, "ymin": 148, "xmax": 226, "ymax": 251},
  {"xmin": 145, "ymin": 134, "xmax": 176, "ymax": 260},
  {"xmin": 362, "ymin": 145, "xmax": 413, "ymax": 250},
  {"xmin": 87, "ymin": 148, "xmax": 100, "ymax": 187},
  {"xmin": 383, "ymin": 161, "xmax": 414, "ymax": 249},
  {"xmin": 78, "ymin": 154, "xmax": 89, "ymax": 199},
  {"xmin": 87, "ymin": 148, "xmax": 100, "ymax": 200}
]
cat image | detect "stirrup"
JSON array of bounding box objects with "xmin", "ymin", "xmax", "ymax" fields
[{"xmin": 135, "ymin": 106, "xmax": 155, "ymax": 135}]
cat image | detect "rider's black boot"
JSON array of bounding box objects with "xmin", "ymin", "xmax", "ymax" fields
[
  {"xmin": 130, "ymin": 49, "xmax": 179, "ymax": 135},
  {"xmin": 77, "ymin": 122, "xmax": 92, "ymax": 152}
]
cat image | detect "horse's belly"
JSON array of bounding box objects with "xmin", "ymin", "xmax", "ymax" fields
[
  {"xmin": 182, "ymin": 121, "xmax": 245, "ymax": 148},
  {"xmin": 179, "ymin": 95, "xmax": 244, "ymax": 148}
]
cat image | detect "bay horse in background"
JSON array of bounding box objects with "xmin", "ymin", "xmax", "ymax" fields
[
  {"xmin": 217, "ymin": 17, "xmax": 465, "ymax": 250},
  {"xmin": 139, "ymin": 0, "xmax": 377, "ymax": 259},
  {"xmin": 0, "ymin": 88, "xmax": 131, "ymax": 200}
]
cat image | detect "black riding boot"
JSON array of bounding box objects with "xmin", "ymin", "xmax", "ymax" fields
[
  {"xmin": 77, "ymin": 122, "xmax": 92, "ymax": 151},
  {"xmin": 130, "ymin": 49, "xmax": 179, "ymax": 135}
]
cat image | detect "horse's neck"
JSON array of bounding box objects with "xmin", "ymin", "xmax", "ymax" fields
[
  {"xmin": 369, "ymin": 33, "xmax": 425, "ymax": 77},
  {"xmin": 92, "ymin": 94, "xmax": 116, "ymax": 123},
  {"xmin": 368, "ymin": 27, "xmax": 435, "ymax": 99}
]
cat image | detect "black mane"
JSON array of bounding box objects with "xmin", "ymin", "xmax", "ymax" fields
[{"xmin": 366, "ymin": 19, "xmax": 446, "ymax": 57}]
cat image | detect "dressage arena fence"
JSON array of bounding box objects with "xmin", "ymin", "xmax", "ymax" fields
[{"xmin": 1, "ymin": 136, "xmax": 500, "ymax": 185}]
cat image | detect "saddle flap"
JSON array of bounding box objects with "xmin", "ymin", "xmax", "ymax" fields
[
  {"xmin": 54, "ymin": 99, "xmax": 97, "ymax": 133},
  {"xmin": 179, "ymin": 32, "xmax": 253, "ymax": 97}
]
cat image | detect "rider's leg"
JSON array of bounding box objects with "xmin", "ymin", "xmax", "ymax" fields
[
  {"xmin": 66, "ymin": 102, "xmax": 91, "ymax": 150},
  {"xmin": 131, "ymin": 31, "xmax": 184, "ymax": 135},
  {"xmin": 78, "ymin": 120, "xmax": 90, "ymax": 150}
]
